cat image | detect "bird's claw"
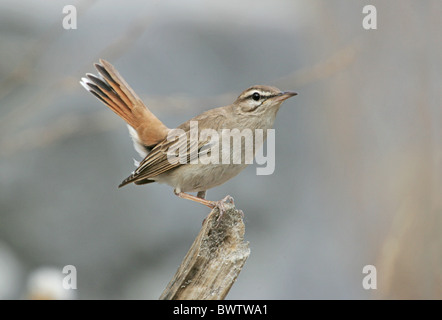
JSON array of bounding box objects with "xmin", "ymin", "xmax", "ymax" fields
[{"xmin": 211, "ymin": 195, "xmax": 234, "ymax": 224}]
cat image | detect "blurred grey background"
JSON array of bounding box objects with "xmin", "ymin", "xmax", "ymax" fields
[{"xmin": 0, "ymin": 0, "xmax": 441, "ymax": 299}]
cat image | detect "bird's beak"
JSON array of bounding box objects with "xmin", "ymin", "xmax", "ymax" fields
[{"xmin": 274, "ymin": 91, "xmax": 297, "ymax": 102}]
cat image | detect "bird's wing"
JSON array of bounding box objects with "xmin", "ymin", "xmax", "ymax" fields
[
  {"xmin": 118, "ymin": 128, "xmax": 210, "ymax": 187},
  {"xmin": 118, "ymin": 109, "xmax": 227, "ymax": 187}
]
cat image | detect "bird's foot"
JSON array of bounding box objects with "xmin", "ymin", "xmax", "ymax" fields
[{"xmin": 209, "ymin": 195, "xmax": 234, "ymax": 223}]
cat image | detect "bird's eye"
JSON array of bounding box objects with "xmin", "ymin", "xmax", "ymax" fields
[{"xmin": 252, "ymin": 92, "xmax": 260, "ymax": 101}]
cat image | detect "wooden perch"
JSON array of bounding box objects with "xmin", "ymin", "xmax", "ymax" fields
[{"xmin": 159, "ymin": 202, "xmax": 250, "ymax": 300}]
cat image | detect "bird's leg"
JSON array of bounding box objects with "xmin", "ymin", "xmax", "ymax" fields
[
  {"xmin": 175, "ymin": 191, "xmax": 214, "ymax": 207},
  {"xmin": 174, "ymin": 191, "xmax": 234, "ymax": 221}
]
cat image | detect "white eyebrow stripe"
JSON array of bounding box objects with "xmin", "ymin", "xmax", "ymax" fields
[{"xmin": 246, "ymin": 92, "xmax": 277, "ymax": 100}]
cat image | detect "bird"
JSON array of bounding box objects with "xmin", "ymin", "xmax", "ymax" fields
[{"xmin": 80, "ymin": 59, "xmax": 296, "ymax": 215}]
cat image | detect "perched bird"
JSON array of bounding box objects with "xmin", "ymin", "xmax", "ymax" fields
[{"xmin": 80, "ymin": 59, "xmax": 296, "ymax": 214}]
